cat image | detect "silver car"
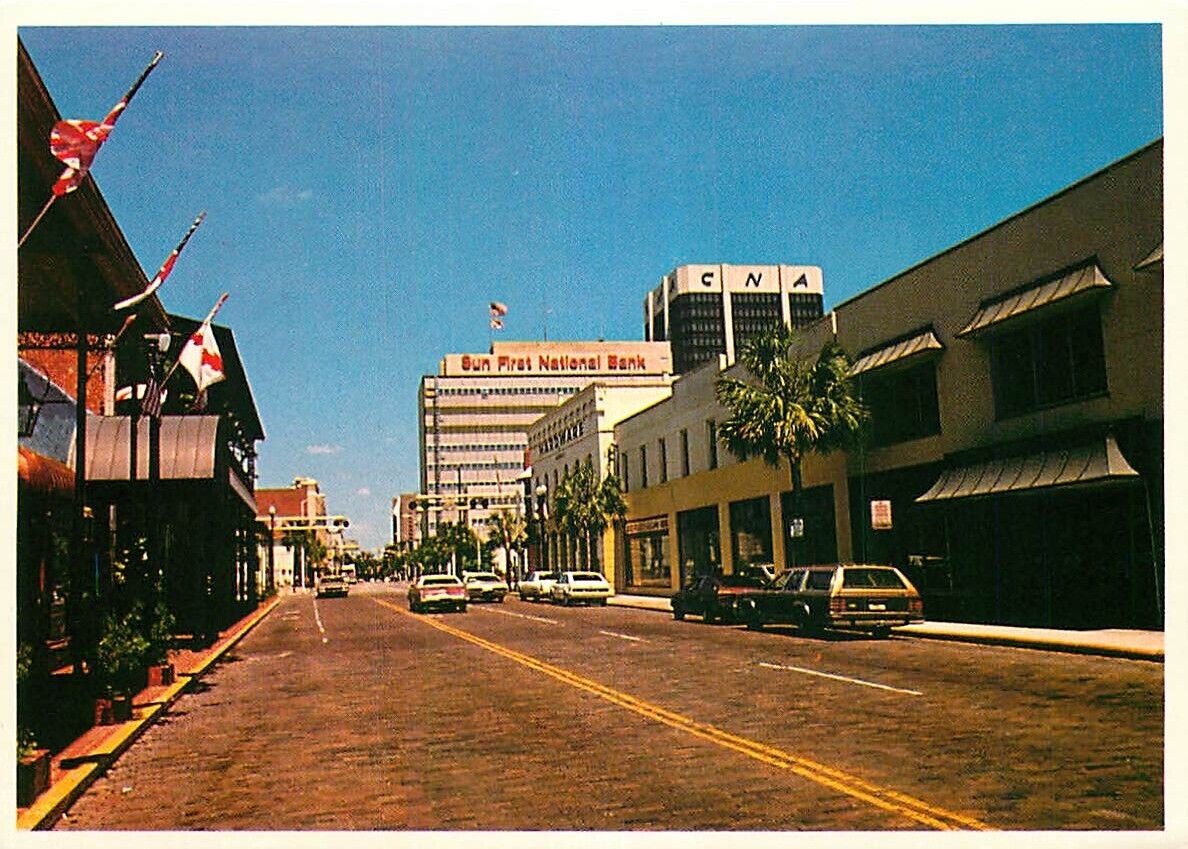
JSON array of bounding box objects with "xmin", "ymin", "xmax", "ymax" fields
[{"xmin": 518, "ymin": 571, "xmax": 559, "ymax": 602}]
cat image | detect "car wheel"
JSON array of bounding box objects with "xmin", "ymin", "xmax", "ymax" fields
[
  {"xmin": 519, "ymin": 592, "xmax": 527, "ymax": 601},
  {"xmin": 741, "ymin": 601, "xmax": 763, "ymax": 630},
  {"xmin": 704, "ymin": 603, "xmax": 717, "ymax": 625},
  {"xmin": 872, "ymin": 626, "xmax": 892, "ymax": 639},
  {"xmin": 598, "ymin": 599, "xmax": 607, "ymax": 607},
  {"xmin": 672, "ymin": 601, "xmax": 685, "ymax": 621}
]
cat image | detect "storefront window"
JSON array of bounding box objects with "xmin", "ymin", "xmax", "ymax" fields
[
  {"xmin": 626, "ymin": 516, "xmax": 670, "ymax": 588},
  {"xmin": 730, "ymin": 496, "xmax": 773, "ymax": 569},
  {"xmin": 677, "ymin": 505, "xmax": 721, "ymax": 586}
]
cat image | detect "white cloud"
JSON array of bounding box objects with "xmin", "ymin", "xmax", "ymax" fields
[
  {"xmin": 305, "ymin": 444, "xmax": 341, "ymax": 455},
  {"xmin": 356, "ymin": 487, "xmax": 371, "ymax": 497},
  {"xmin": 258, "ymin": 185, "xmax": 314, "ymax": 207}
]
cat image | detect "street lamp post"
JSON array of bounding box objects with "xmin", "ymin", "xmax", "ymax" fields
[
  {"xmin": 268, "ymin": 505, "xmax": 276, "ymax": 595},
  {"xmin": 535, "ymin": 483, "xmax": 549, "ymax": 572}
]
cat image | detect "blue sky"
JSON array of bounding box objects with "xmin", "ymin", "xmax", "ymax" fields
[{"xmin": 18, "ymin": 24, "xmax": 1163, "ymax": 551}]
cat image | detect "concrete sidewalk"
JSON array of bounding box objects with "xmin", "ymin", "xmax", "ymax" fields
[
  {"xmin": 607, "ymin": 594, "xmax": 1164, "ymax": 661},
  {"xmin": 16, "ymin": 598, "xmax": 281, "ymax": 832}
]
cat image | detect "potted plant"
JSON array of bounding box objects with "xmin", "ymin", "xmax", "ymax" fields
[
  {"xmin": 145, "ymin": 600, "xmax": 177, "ymax": 687},
  {"xmin": 93, "ymin": 607, "xmax": 150, "ymax": 725},
  {"xmin": 16, "ymin": 642, "xmax": 51, "ymax": 806}
]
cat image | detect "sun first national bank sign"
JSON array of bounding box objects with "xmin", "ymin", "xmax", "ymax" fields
[{"xmin": 442, "ymin": 341, "xmax": 672, "ymax": 377}]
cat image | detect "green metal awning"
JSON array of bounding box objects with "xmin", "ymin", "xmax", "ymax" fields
[
  {"xmin": 1135, "ymin": 243, "xmax": 1163, "ymax": 271},
  {"xmin": 915, "ymin": 435, "xmax": 1139, "ymax": 503},
  {"xmin": 849, "ymin": 328, "xmax": 944, "ymax": 377},
  {"xmin": 955, "ymin": 263, "xmax": 1114, "ymax": 337}
]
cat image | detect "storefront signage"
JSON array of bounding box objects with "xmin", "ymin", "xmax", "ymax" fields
[
  {"xmin": 459, "ymin": 352, "xmax": 651, "ymax": 374},
  {"xmin": 626, "ymin": 515, "xmax": 669, "ymax": 536},
  {"xmin": 871, "ymin": 499, "xmax": 893, "ymax": 530}
]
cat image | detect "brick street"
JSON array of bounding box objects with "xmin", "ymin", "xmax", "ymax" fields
[{"xmin": 57, "ymin": 583, "xmax": 1162, "ymax": 831}]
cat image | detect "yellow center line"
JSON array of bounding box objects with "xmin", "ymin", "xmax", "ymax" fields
[{"xmin": 374, "ymin": 597, "xmax": 990, "ymax": 832}]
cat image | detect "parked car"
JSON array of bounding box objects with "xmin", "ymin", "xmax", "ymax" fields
[
  {"xmin": 670, "ymin": 572, "xmax": 769, "ymax": 623},
  {"xmin": 738, "ymin": 564, "xmax": 923, "ymax": 637},
  {"xmin": 550, "ymin": 571, "xmax": 612, "ymax": 606},
  {"xmin": 408, "ymin": 574, "xmax": 468, "ymax": 613},
  {"xmin": 316, "ymin": 572, "xmax": 349, "ymax": 599},
  {"xmin": 518, "ymin": 571, "xmax": 559, "ymax": 602},
  {"xmin": 463, "ymin": 572, "xmax": 508, "ymax": 602}
]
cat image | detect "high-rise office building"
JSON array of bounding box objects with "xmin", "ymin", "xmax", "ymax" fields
[
  {"xmin": 417, "ymin": 340, "xmax": 672, "ymax": 537},
  {"xmin": 643, "ymin": 264, "xmax": 825, "ymax": 373}
]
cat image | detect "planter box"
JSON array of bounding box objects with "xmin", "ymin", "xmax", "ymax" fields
[
  {"xmin": 147, "ymin": 663, "xmax": 175, "ymax": 687},
  {"xmin": 17, "ymin": 749, "xmax": 51, "ymax": 807},
  {"xmin": 94, "ymin": 694, "xmax": 133, "ymax": 726}
]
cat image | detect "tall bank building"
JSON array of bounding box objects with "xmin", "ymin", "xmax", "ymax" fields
[{"xmin": 417, "ymin": 340, "xmax": 673, "ymax": 537}]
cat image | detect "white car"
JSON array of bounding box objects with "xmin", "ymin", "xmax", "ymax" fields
[
  {"xmin": 463, "ymin": 572, "xmax": 508, "ymax": 602},
  {"xmin": 550, "ymin": 571, "xmax": 612, "ymax": 606},
  {"xmin": 518, "ymin": 571, "xmax": 559, "ymax": 602}
]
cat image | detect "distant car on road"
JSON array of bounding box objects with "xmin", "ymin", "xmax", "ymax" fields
[
  {"xmin": 738, "ymin": 564, "xmax": 923, "ymax": 637},
  {"xmin": 408, "ymin": 574, "xmax": 468, "ymax": 613},
  {"xmin": 518, "ymin": 571, "xmax": 559, "ymax": 602},
  {"xmin": 463, "ymin": 572, "xmax": 508, "ymax": 602},
  {"xmin": 670, "ymin": 572, "xmax": 769, "ymax": 624},
  {"xmin": 316, "ymin": 573, "xmax": 349, "ymax": 599},
  {"xmin": 550, "ymin": 571, "xmax": 612, "ymax": 606}
]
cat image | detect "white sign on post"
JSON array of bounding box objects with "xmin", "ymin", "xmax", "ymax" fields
[
  {"xmin": 871, "ymin": 500, "xmax": 893, "ymax": 530},
  {"xmin": 788, "ymin": 518, "xmax": 805, "ymax": 538}
]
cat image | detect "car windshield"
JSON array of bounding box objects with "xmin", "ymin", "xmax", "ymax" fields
[
  {"xmin": 422, "ymin": 576, "xmax": 460, "ymax": 586},
  {"xmin": 571, "ymin": 573, "xmax": 605, "ymax": 582},
  {"xmin": 842, "ymin": 568, "xmax": 907, "ymax": 589}
]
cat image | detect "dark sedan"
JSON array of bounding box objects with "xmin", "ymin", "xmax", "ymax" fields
[{"xmin": 671, "ymin": 572, "xmax": 770, "ymax": 624}]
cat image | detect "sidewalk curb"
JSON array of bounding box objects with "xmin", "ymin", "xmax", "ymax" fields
[
  {"xmin": 16, "ymin": 598, "xmax": 281, "ymax": 832},
  {"xmin": 607, "ymin": 596, "xmax": 1164, "ymax": 662}
]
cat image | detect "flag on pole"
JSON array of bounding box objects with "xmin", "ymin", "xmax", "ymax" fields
[
  {"xmin": 489, "ymin": 301, "xmax": 508, "ymax": 317},
  {"xmin": 490, "ymin": 317, "xmax": 504, "ymax": 331},
  {"xmin": 140, "ymin": 375, "xmax": 163, "ymax": 419},
  {"xmin": 49, "ymin": 51, "xmax": 164, "ymax": 197},
  {"xmin": 177, "ymin": 294, "xmax": 229, "ymax": 393},
  {"xmin": 114, "ymin": 211, "xmax": 205, "ymax": 311}
]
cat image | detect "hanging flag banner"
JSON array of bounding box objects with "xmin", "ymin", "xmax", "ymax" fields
[
  {"xmin": 50, "ymin": 51, "xmax": 164, "ymax": 196},
  {"xmin": 490, "ymin": 317, "xmax": 504, "ymax": 330},
  {"xmin": 175, "ymin": 293, "xmax": 229, "ymax": 393},
  {"xmin": 19, "ymin": 51, "xmax": 164, "ymax": 248},
  {"xmin": 490, "ymin": 301, "xmax": 508, "ymax": 317},
  {"xmin": 114, "ymin": 211, "xmax": 206, "ymax": 311}
]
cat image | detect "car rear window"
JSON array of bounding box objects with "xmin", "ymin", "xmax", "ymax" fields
[
  {"xmin": 805, "ymin": 570, "xmax": 835, "ymax": 590},
  {"xmin": 572, "ymin": 573, "xmax": 605, "ymax": 582},
  {"xmin": 423, "ymin": 576, "xmax": 460, "ymax": 586},
  {"xmin": 842, "ymin": 568, "xmax": 906, "ymax": 589}
]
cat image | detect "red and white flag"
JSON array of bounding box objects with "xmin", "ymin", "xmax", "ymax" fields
[
  {"xmin": 115, "ymin": 384, "xmax": 168, "ymax": 405},
  {"xmin": 490, "ymin": 317, "xmax": 504, "ymax": 330},
  {"xmin": 49, "ymin": 52, "xmax": 163, "ymax": 197},
  {"xmin": 489, "ymin": 301, "xmax": 508, "ymax": 317},
  {"xmin": 114, "ymin": 211, "xmax": 205, "ymax": 311},
  {"xmin": 178, "ymin": 294, "xmax": 228, "ymax": 393}
]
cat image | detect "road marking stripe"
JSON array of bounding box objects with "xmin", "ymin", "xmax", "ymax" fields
[
  {"xmin": 598, "ymin": 630, "xmax": 646, "ymax": 643},
  {"xmin": 479, "ymin": 607, "xmax": 560, "ymax": 625},
  {"xmin": 312, "ymin": 597, "xmax": 328, "ymax": 643},
  {"xmin": 373, "ymin": 598, "xmax": 987, "ymax": 831},
  {"xmin": 758, "ymin": 662, "xmax": 923, "ymax": 696}
]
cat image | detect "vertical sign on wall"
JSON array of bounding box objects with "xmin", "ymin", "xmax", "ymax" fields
[{"xmin": 871, "ymin": 499, "xmax": 893, "ymax": 530}]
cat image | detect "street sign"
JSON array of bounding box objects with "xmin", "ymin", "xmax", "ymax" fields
[{"xmin": 788, "ymin": 518, "xmax": 804, "ymax": 538}]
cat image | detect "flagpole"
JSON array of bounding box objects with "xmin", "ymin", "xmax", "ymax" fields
[
  {"xmin": 17, "ymin": 196, "xmax": 57, "ymax": 249},
  {"xmin": 114, "ymin": 211, "xmax": 206, "ymax": 311},
  {"xmin": 161, "ymin": 292, "xmax": 229, "ymax": 388}
]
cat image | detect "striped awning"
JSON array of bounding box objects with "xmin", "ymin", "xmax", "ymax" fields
[
  {"xmin": 18, "ymin": 445, "xmax": 74, "ymax": 495},
  {"xmin": 956, "ymin": 263, "xmax": 1114, "ymax": 337},
  {"xmin": 915, "ymin": 435, "xmax": 1139, "ymax": 503},
  {"xmin": 849, "ymin": 329, "xmax": 944, "ymax": 376},
  {"xmin": 86, "ymin": 415, "xmax": 220, "ymax": 481}
]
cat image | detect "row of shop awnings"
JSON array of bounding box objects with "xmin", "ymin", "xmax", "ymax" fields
[
  {"xmin": 915, "ymin": 435, "xmax": 1139, "ymax": 503},
  {"xmin": 848, "ymin": 328, "xmax": 943, "ymax": 377}
]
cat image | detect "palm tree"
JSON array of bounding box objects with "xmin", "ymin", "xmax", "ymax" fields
[
  {"xmin": 485, "ymin": 510, "xmax": 527, "ymax": 585},
  {"xmin": 715, "ymin": 323, "xmax": 866, "ymax": 565},
  {"xmin": 550, "ymin": 460, "xmax": 627, "ymax": 573}
]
